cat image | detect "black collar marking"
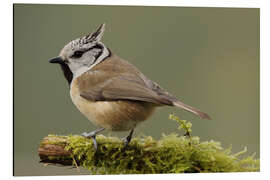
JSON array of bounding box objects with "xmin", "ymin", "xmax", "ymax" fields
[{"xmin": 60, "ymin": 63, "xmax": 73, "ymax": 86}]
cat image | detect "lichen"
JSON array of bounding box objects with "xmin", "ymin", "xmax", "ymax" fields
[{"xmin": 42, "ymin": 114, "xmax": 260, "ymax": 174}]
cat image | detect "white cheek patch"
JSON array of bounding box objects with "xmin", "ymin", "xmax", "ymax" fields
[
  {"xmin": 69, "ymin": 44, "xmax": 110, "ymax": 79},
  {"xmin": 88, "ymin": 44, "xmax": 109, "ymax": 70},
  {"xmin": 87, "ymin": 48, "xmax": 101, "ymax": 57},
  {"xmin": 71, "ymin": 65, "xmax": 90, "ymax": 78}
]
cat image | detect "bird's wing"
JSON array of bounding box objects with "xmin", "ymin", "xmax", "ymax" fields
[
  {"xmin": 76, "ymin": 55, "xmax": 211, "ymax": 119},
  {"xmin": 77, "ymin": 70, "xmax": 172, "ymax": 105}
]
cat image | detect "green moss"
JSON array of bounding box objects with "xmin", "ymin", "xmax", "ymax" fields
[
  {"xmin": 40, "ymin": 134, "xmax": 68, "ymax": 147},
  {"xmin": 45, "ymin": 114, "xmax": 256, "ymax": 174}
]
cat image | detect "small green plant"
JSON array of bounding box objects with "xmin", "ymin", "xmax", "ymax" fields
[
  {"xmin": 169, "ymin": 114, "xmax": 192, "ymax": 138},
  {"xmin": 40, "ymin": 114, "xmax": 260, "ymax": 174}
]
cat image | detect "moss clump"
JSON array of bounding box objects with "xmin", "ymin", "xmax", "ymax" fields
[{"xmin": 43, "ymin": 114, "xmax": 256, "ymax": 174}]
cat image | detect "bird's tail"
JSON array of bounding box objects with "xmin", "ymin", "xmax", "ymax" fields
[{"xmin": 172, "ymin": 100, "xmax": 211, "ymax": 120}]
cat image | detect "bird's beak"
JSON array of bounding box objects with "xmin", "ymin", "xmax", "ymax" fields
[{"xmin": 49, "ymin": 57, "xmax": 63, "ymax": 64}]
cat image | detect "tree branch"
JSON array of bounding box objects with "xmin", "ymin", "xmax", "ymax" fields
[{"xmin": 38, "ymin": 115, "xmax": 259, "ymax": 174}]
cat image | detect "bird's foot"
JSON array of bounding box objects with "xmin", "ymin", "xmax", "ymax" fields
[
  {"xmin": 122, "ymin": 129, "xmax": 134, "ymax": 147},
  {"xmin": 82, "ymin": 133, "xmax": 98, "ymax": 150},
  {"xmin": 122, "ymin": 137, "xmax": 131, "ymax": 147},
  {"xmin": 81, "ymin": 131, "xmax": 96, "ymax": 138},
  {"xmin": 81, "ymin": 128, "xmax": 105, "ymax": 151}
]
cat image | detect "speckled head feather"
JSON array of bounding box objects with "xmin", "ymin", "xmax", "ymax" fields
[
  {"xmin": 58, "ymin": 23, "xmax": 110, "ymax": 79},
  {"xmin": 60, "ymin": 23, "xmax": 106, "ymax": 60}
]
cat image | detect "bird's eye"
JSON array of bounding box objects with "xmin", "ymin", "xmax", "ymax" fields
[{"xmin": 72, "ymin": 51, "xmax": 84, "ymax": 58}]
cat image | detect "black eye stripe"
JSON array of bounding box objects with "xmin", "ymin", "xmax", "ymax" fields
[
  {"xmin": 72, "ymin": 51, "xmax": 84, "ymax": 58},
  {"xmin": 87, "ymin": 44, "xmax": 103, "ymax": 52},
  {"xmin": 71, "ymin": 44, "xmax": 103, "ymax": 59}
]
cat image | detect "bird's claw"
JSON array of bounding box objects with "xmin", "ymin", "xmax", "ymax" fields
[
  {"xmin": 91, "ymin": 136, "xmax": 98, "ymax": 151},
  {"xmin": 81, "ymin": 132, "xmax": 95, "ymax": 138},
  {"xmin": 122, "ymin": 137, "xmax": 130, "ymax": 147},
  {"xmin": 81, "ymin": 128, "xmax": 105, "ymax": 151},
  {"xmin": 82, "ymin": 132, "xmax": 98, "ymax": 150},
  {"xmin": 122, "ymin": 129, "xmax": 134, "ymax": 147}
]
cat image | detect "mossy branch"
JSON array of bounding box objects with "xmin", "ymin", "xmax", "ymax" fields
[{"xmin": 38, "ymin": 114, "xmax": 259, "ymax": 174}]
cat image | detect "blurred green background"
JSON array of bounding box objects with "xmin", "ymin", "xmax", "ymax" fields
[{"xmin": 14, "ymin": 4, "xmax": 259, "ymax": 176}]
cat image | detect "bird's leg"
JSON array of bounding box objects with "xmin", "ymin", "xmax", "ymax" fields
[
  {"xmin": 122, "ymin": 129, "xmax": 134, "ymax": 147},
  {"xmin": 81, "ymin": 128, "xmax": 105, "ymax": 150}
]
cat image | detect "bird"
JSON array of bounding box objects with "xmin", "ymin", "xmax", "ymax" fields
[{"xmin": 49, "ymin": 23, "xmax": 211, "ymax": 150}]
